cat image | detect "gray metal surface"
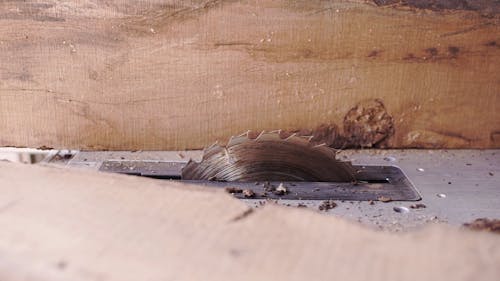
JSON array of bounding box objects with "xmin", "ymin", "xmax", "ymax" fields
[
  {"xmin": 46, "ymin": 149, "xmax": 500, "ymax": 231},
  {"xmin": 98, "ymin": 160, "xmax": 420, "ymax": 201},
  {"xmin": 100, "ymin": 160, "xmax": 185, "ymax": 179}
]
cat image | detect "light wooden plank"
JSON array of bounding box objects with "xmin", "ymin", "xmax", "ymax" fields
[
  {"xmin": 0, "ymin": 162, "xmax": 499, "ymax": 280},
  {"xmin": 0, "ymin": 0, "xmax": 499, "ymax": 149}
]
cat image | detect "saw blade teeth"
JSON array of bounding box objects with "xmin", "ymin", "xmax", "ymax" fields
[
  {"xmin": 254, "ymin": 130, "xmax": 267, "ymax": 140},
  {"xmin": 300, "ymin": 135, "xmax": 314, "ymax": 142},
  {"xmin": 247, "ymin": 130, "xmax": 260, "ymax": 139},
  {"xmin": 268, "ymin": 129, "xmax": 282, "ymax": 136},
  {"xmin": 284, "ymin": 133, "xmax": 298, "ymax": 141},
  {"xmin": 205, "ymin": 141, "xmax": 219, "ymax": 150},
  {"xmin": 227, "ymin": 135, "xmax": 248, "ymax": 147},
  {"xmin": 314, "ymin": 144, "xmax": 336, "ymax": 155},
  {"xmin": 331, "ymin": 148, "xmax": 341, "ymax": 155},
  {"xmin": 236, "ymin": 130, "xmax": 250, "ymax": 138},
  {"xmin": 202, "ymin": 141, "xmax": 223, "ymax": 160},
  {"xmin": 224, "ymin": 148, "xmax": 237, "ymax": 164},
  {"xmin": 312, "ymin": 144, "xmax": 339, "ymax": 159},
  {"xmin": 184, "ymin": 159, "xmax": 198, "ymax": 168},
  {"xmin": 284, "ymin": 134, "xmax": 311, "ymax": 146},
  {"xmin": 227, "ymin": 136, "xmax": 237, "ymax": 147},
  {"xmin": 313, "ymin": 143, "xmax": 327, "ymax": 148},
  {"xmin": 256, "ymin": 131, "xmax": 283, "ymax": 142},
  {"xmin": 182, "ymin": 130, "xmax": 356, "ymax": 182},
  {"xmin": 181, "ymin": 159, "xmax": 200, "ymax": 175}
]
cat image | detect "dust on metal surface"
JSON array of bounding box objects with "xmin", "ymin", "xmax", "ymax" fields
[
  {"xmin": 99, "ymin": 161, "xmax": 420, "ymax": 201},
  {"xmin": 100, "ymin": 130, "xmax": 419, "ymax": 201}
]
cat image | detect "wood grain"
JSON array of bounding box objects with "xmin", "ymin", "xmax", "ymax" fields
[
  {"xmin": 0, "ymin": 0, "xmax": 499, "ymax": 150},
  {"xmin": 0, "ymin": 161, "xmax": 499, "ymax": 281}
]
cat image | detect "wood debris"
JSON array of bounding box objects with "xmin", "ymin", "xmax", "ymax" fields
[
  {"xmin": 463, "ymin": 218, "xmax": 500, "ymax": 234},
  {"xmin": 410, "ymin": 203, "xmax": 426, "ymax": 209},
  {"xmin": 242, "ymin": 189, "xmax": 255, "ymax": 198},
  {"xmin": 274, "ymin": 183, "xmax": 288, "ymax": 195},
  {"xmin": 225, "ymin": 187, "xmax": 243, "ymax": 194},
  {"xmin": 378, "ymin": 196, "xmax": 392, "ymax": 203},
  {"xmin": 318, "ymin": 200, "xmax": 337, "ymax": 211}
]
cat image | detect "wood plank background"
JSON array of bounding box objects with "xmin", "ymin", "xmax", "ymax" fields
[{"xmin": 0, "ymin": 0, "xmax": 499, "ymax": 150}]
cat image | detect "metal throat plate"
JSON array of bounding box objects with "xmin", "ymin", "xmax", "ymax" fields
[{"xmin": 99, "ymin": 160, "xmax": 420, "ymax": 201}]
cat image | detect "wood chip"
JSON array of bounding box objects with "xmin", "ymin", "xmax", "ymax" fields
[
  {"xmin": 37, "ymin": 145, "xmax": 53, "ymax": 150},
  {"xmin": 410, "ymin": 203, "xmax": 426, "ymax": 209},
  {"xmin": 378, "ymin": 196, "xmax": 392, "ymax": 203},
  {"xmin": 463, "ymin": 218, "xmax": 500, "ymax": 234},
  {"xmin": 242, "ymin": 189, "xmax": 255, "ymax": 198},
  {"xmin": 318, "ymin": 200, "xmax": 337, "ymax": 211},
  {"xmin": 274, "ymin": 183, "xmax": 288, "ymax": 195},
  {"xmin": 263, "ymin": 181, "xmax": 275, "ymax": 192},
  {"xmin": 225, "ymin": 187, "xmax": 243, "ymax": 194}
]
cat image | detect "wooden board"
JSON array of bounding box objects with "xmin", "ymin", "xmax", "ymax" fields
[
  {"xmin": 0, "ymin": 0, "xmax": 499, "ymax": 150},
  {"xmin": 0, "ymin": 161, "xmax": 499, "ymax": 281}
]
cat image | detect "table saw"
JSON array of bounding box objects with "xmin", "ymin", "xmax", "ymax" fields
[
  {"xmin": 37, "ymin": 143, "xmax": 499, "ymax": 232},
  {"xmin": 1, "ymin": 0, "xmax": 499, "ymax": 279}
]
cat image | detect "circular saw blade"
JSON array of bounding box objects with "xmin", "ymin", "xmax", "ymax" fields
[{"xmin": 181, "ymin": 131, "xmax": 356, "ymax": 182}]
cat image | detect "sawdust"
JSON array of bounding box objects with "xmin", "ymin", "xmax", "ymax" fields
[
  {"xmin": 52, "ymin": 153, "xmax": 73, "ymax": 161},
  {"xmin": 274, "ymin": 183, "xmax": 288, "ymax": 195},
  {"xmin": 37, "ymin": 145, "xmax": 53, "ymax": 150},
  {"xmin": 318, "ymin": 200, "xmax": 337, "ymax": 211},
  {"xmin": 263, "ymin": 181, "xmax": 275, "ymax": 192},
  {"xmin": 243, "ymin": 189, "xmax": 255, "ymax": 198},
  {"xmin": 225, "ymin": 187, "xmax": 243, "ymax": 194},
  {"xmin": 410, "ymin": 203, "xmax": 427, "ymax": 209},
  {"xmin": 463, "ymin": 218, "xmax": 500, "ymax": 234},
  {"xmin": 378, "ymin": 196, "xmax": 392, "ymax": 203}
]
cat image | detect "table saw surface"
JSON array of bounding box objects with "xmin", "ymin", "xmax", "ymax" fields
[{"xmin": 50, "ymin": 149, "xmax": 500, "ymax": 231}]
